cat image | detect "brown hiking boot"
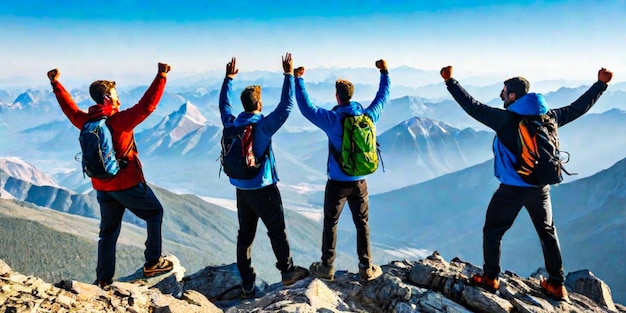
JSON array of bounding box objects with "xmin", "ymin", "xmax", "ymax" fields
[
  {"xmin": 143, "ymin": 256, "xmax": 174, "ymax": 278},
  {"xmin": 358, "ymin": 263, "xmax": 382, "ymax": 282},
  {"xmin": 309, "ymin": 262, "xmax": 335, "ymax": 281},
  {"xmin": 540, "ymin": 278, "xmax": 569, "ymax": 301},
  {"xmin": 470, "ymin": 274, "xmax": 500, "ymax": 293},
  {"xmin": 282, "ymin": 265, "xmax": 310, "ymax": 286}
]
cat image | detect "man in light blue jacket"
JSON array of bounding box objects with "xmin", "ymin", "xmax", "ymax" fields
[
  {"xmin": 219, "ymin": 53, "xmax": 309, "ymax": 298},
  {"xmin": 294, "ymin": 60, "xmax": 390, "ymax": 282}
]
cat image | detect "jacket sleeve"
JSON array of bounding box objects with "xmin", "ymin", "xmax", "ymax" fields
[
  {"xmin": 445, "ymin": 78, "xmax": 509, "ymax": 132},
  {"xmin": 51, "ymin": 81, "xmax": 89, "ymax": 129},
  {"xmin": 113, "ymin": 73, "xmax": 167, "ymax": 131},
  {"xmin": 364, "ymin": 72, "xmax": 390, "ymax": 123},
  {"xmin": 258, "ymin": 74, "xmax": 294, "ymax": 136},
  {"xmin": 551, "ymin": 81, "xmax": 608, "ymax": 127},
  {"xmin": 219, "ymin": 77, "xmax": 236, "ymax": 127},
  {"xmin": 295, "ymin": 77, "xmax": 335, "ymax": 132}
]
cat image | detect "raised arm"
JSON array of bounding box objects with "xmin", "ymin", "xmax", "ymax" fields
[
  {"xmin": 364, "ymin": 59, "xmax": 390, "ymax": 123},
  {"xmin": 294, "ymin": 66, "xmax": 336, "ymax": 131},
  {"xmin": 48, "ymin": 68, "xmax": 89, "ymax": 128},
  {"xmin": 551, "ymin": 67, "xmax": 612, "ymax": 127},
  {"xmin": 259, "ymin": 53, "xmax": 294, "ymax": 136},
  {"xmin": 441, "ymin": 66, "xmax": 509, "ymax": 131},
  {"xmin": 114, "ymin": 63, "xmax": 170, "ymax": 131},
  {"xmin": 219, "ymin": 57, "xmax": 238, "ymax": 127}
]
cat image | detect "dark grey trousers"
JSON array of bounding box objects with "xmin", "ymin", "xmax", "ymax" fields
[{"xmin": 321, "ymin": 179, "xmax": 371, "ymax": 268}]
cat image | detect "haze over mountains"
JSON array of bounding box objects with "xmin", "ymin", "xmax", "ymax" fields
[{"xmin": 1, "ymin": 66, "xmax": 625, "ymax": 303}]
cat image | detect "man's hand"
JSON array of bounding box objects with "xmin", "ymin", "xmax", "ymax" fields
[
  {"xmin": 375, "ymin": 59, "xmax": 388, "ymax": 71},
  {"xmin": 282, "ymin": 52, "xmax": 293, "ymax": 74},
  {"xmin": 294, "ymin": 67, "xmax": 305, "ymax": 77},
  {"xmin": 598, "ymin": 67, "xmax": 613, "ymax": 84},
  {"xmin": 440, "ymin": 66, "xmax": 453, "ymax": 81},
  {"xmin": 158, "ymin": 63, "xmax": 171, "ymax": 74},
  {"xmin": 47, "ymin": 68, "xmax": 60, "ymax": 82},
  {"xmin": 226, "ymin": 57, "xmax": 239, "ymax": 79}
]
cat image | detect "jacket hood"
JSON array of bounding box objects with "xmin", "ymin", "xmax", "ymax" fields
[
  {"xmin": 88, "ymin": 103, "xmax": 118, "ymax": 119},
  {"xmin": 333, "ymin": 101, "xmax": 365, "ymax": 116},
  {"xmin": 506, "ymin": 93, "xmax": 548, "ymax": 115},
  {"xmin": 233, "ymin": 112, "xmax": 262, "ymax": 127}
]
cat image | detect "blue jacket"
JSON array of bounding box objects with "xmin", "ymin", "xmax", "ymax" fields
[
  {"xmin": 295, "ymin": 73, "xmax": 390, "ymax": 181},
  {"xmin": 445, "ymin": 78, "xmax": 608, "ymax": 187},
  {"xmin": 219, "ymin": 74, "xmax": 294, "ymax": 189}
]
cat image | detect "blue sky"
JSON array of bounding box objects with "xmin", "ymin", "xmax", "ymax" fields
[{"xmin": 1, "ymin": 0, "xmax": 624, "ymax": 88}]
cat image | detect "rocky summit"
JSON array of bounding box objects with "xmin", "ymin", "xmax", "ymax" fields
[{"xmin": 1, "ymin": 253, "xmax": 624, "ymax": 313}]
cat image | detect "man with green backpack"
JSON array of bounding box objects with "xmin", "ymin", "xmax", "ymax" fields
[{"xmin": 294, "ymin": 60, "xmax": 390, "ymax": 282}]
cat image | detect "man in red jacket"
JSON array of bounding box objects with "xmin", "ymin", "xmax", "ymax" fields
[{"xmin": 47, "ymin": 63, "xmax": 174, "ymax": 287}]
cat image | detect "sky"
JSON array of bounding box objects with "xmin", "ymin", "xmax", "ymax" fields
[{"xmin": 1, "ymin": 0, "xmax": 625, "ymax": 88}]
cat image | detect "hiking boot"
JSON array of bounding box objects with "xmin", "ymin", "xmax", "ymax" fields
[
  {"xmin": 143, "ymin": 256, "xmax": 174, "ymax": 278},
  {"xmin": 282, "ymin": 265, "xmax": 310, "ymax": 286},
  {"xmin": 540, "ymin": 278, "xmax": 569, "ymax": 301},
  {"xmin": 240, "ymin": 282, "xmax": 255, "ymax": 299},
  {"xmin": 358, "ymin": 263, "xmax": 382, "ymax": 282},
  {"xmin": 309, "ymin": 262, "xmax": 335, "ymax": 281},
  {"xmin": 470, "ymin": 274, "xmax": 500, "ymax": 293},
  {"xmin": 93, "ymin": 279, "xmax": 112, "ymax": 288}
]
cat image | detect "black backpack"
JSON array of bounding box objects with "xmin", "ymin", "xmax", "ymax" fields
[
  {"xmin": 219, "ymin": 124, "xmax": 268, "ymax": 179},
  {"xmin": 511, "ymin": 114, "xmax": 575, "ymax": 185}
]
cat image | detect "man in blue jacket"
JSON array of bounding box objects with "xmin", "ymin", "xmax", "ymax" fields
[
  {"xmin": 219, "ymin": 53, "xmax": 309, "ymax": 298},
  {"xmin": 440, "ymin": 65, "xmax": 613, "ymax": 300},
  {"xmin": 294, "ymin": 60, "xmax": 390, "ymax": 282}
]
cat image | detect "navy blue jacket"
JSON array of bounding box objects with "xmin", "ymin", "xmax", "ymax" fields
[
  {"xmin": 445, "ymin": 78, "xmax": 607, "ymax": 187},
  {"xmin": 219, "ymin": 74, "xmax": 294, "ymax": 189},
  {"xmin": 295, "ymin": 73, "xmax": 390, "ymax": 181}
]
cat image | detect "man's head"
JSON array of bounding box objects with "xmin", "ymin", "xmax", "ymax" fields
[
  {"xmin": 500, "ymin": 77, "xmax": 530, "ymax": 107},
  {"xmin": 335, "ymin": 79, "xmax": 354, "ymax": 104},
  {"xmin": 89, "ymin": 80, "xmax": 120, "ymax": 111},
  {"xmin": 241, "ymin": 85, "xmax": 262, "ymax": 112}
]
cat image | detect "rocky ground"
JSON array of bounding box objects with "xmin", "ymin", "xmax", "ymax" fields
[{"xmin": 1, "ymin": 253, "xmax": 624, "ymax": 312}]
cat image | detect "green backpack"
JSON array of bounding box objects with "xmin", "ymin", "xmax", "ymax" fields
[{"xmin": 331, "ymin": 114, "xmax": 380, "ymax": 176}]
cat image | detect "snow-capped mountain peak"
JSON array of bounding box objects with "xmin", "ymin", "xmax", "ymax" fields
[
  {"xmin": 0, "ymin": 157, "xmax": 59, "ymax": 188},
  {"xmin": 176, "ymin": 101, "xmax": 207, "ymax": 125}
]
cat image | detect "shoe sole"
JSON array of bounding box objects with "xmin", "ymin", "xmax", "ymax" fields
[{"xmin": 143, "ymin": 267, "xmax": 174, "ymax": 278}]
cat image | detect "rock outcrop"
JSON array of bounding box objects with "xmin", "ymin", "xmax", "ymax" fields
[{"xmin": 1, "ymin": 252, "xmax": 625, "ymax": 313}]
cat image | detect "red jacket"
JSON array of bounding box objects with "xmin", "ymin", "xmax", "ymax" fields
[{"xmin": 52, "ymin": 73, "xmax": 167, "ymax": 191}]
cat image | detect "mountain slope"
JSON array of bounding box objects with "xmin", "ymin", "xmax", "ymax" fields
[{"xmin": 368, "ymin": 156, "xmax": 626, "ymax": 303}]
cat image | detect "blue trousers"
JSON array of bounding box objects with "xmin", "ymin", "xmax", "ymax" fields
[{"xmin": 96, "ymin": 183, "xmax": 164, "ymax": 281}]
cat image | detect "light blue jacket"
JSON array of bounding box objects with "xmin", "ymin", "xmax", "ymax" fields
[
  {"xmin": 295, "ymin": 73, "xmax": 390, "ymax": 181},
  {"xmin": 219, "ymin": 74, "xmax": 294, "ymax": 189}
]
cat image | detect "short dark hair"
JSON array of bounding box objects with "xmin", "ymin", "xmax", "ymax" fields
[
  {"xmin": 335, "ymin": 79, "xmax": 354, "ymax": 103},
  {"xmin": 504, "ymin": 77, "xmax": 530, "ymax": 100},
  {"xmin": 241, "ymin": 85, "xmax": 261, "ymax": 112},
  {"xmin": 89, "ymin": 80, "xmax": 116, "ymax": 104}
]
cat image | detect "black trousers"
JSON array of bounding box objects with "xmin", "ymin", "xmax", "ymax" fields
[
  {"xmin": 236, "ymin": 184, "xmax": 293, "ymax": 284},
  {"xmin": 483, "ymin": 184, "xmax": 564, "ymax": 283},
  {"xmin": 321, "ymin": 179, "xmax": 372, "ymax": 267}
]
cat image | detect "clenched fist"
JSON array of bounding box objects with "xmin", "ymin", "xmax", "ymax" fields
[
  {"xmin": 440, "ymin": 66, "xmax": 453, "ymax": 81},
  {"xmin": 47, "ymin": 68, "xmax": 60, "ymax": 82},
  {"xmin": 598, "ymin": 67, "xmax": 613, "ymax": 84},
  {"xmin": 158, "ymin": 63, "xmax": 171, "ymax": 74}
]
